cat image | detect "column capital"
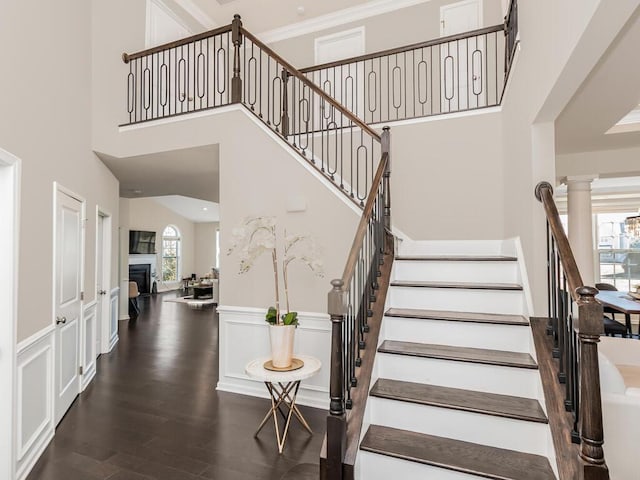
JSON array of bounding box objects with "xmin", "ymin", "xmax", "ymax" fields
[
  {"xmin": 561, "ymin": 174, "xmax": 598, "ymax": 185},
  {"xmin": 561, "ymin": 175, "xmax": 598, "ymax": 193}
]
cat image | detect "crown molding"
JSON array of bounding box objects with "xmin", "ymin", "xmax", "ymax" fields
[
  {"xmin": 173, "ymin": 0, "xmax": 218, "ymax": 29},
  {"xmin": 257, "ymin": 0, "xmax": 434, "ymax": 44}
]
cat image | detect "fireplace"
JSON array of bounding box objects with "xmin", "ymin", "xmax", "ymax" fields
[{"xmin": 129, "ymin": 264, "xmax": 151, "ymax": 294}]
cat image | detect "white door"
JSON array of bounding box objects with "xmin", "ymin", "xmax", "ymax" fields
[
  {"xmin": 54, "ymin": 188, "xmax": 83, "ymax": 424},
  {"xmin": 441, "ymin": 0, "xmax": 481, "ymax": 36},
  {"xmin": 96, "ymin": 214, "xmax": 104, "ymax": 355},
  {"xmin": 440, "ymin": 0, "xmax": 482, "ymax": 112},
  {"xmin": 96, "ymin": 212, "xmax": 112, "ymax": 354},
  {"xmin": 314, "ymin": 28, "xmax": 366, "ymax": 120}
]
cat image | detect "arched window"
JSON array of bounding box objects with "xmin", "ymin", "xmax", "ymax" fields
[{"xmin": 162, "ymin": 225, "xmax": 180, "ymax": 282}]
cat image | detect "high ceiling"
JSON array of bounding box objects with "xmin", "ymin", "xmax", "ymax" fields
[
  {"xmin": 178, "ymin": 0, "xmax": 373, "ymax": 33},
  {"xmin": 555, "ymin": 9, "xmax": 640, "ymax": 155}
]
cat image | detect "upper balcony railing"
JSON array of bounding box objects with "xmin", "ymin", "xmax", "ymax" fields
[
  {"xmin": 122, "ymin": 16, "xmax": 382, "ymax": 207},
  {"xmin": 300, "ymin": 0, "xmax": 518, "ymax": 125}
]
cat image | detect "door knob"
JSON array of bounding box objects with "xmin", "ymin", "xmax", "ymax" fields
[{"xmin": 56, "ymin": 316, "xmax": 67, "ymax": 325}]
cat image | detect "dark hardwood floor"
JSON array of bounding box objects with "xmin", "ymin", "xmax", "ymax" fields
[{"xmin": 27, "ymin": 292, "xmax": 325, "ymax": 480}]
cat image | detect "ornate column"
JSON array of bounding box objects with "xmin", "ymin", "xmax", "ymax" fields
[{"xmin": 564, "ymin": 175, "xmax": 597, "ymax": 286}]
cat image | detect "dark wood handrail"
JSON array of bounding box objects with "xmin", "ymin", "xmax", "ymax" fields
[
  {"xmin": 240, "ymin": 28, "xmax": 381, "ymax": 142},
  {"xmin": 300, "ymin": 24, "xmax": 504, "ymax": 74},
  {"xmin": 535, "ymin": 181, "xmax": 583, "ymax": 301},
  {"xmin": 341, "ymin": 152, "xmax": 388, "ymax": 284},
  {"xmin": 535, "ymin": 181, "xmax": 609, "ymax": 480},
  {"xmin": 122, "ymin": 24, "xmax": 233, "ymax": 63}
]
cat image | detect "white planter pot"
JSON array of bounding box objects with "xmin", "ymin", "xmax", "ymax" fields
[{"xmin": 269, "ymin": 324, "xmax": 296, "ymax": 368}]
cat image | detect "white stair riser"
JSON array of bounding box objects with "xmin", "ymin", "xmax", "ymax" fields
[
  {"xmin": 398, "ymin": 240, "xmax": 506, "ymax": 256},
  {"xmin": 383, "ymin": 316, "xmax": 532, "ymax": 353},
  {"xmin": 358, "ymin": 451, "xmax": 488, "ymax": 480},
  {"xmin": 388, "ymin": 287, "xmax": 525, "ymax": 315},
  {"xmin": 369, "ymin": 397, "xmax": 550, "ymax": 457},
  {"xmin": 375, "ymin": 353, "xmax": 540, "ymax": 399},
  {"xmin": 393, "ymin": 261, "xmax": 519, "ymax": 284}
]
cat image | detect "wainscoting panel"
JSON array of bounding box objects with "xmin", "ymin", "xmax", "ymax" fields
[
  {"xmin": 15, "ymin": 327, "xmax": 54, "ymax": 480},
  {"xmin": 108, "ymin": 288, "xmax": 119, "ymax": 352},
  {"xmin": 81, "ymin": 302, "xmax": 97, "ymax": 391},
  {"xmin": 217, "ymin": 306, "xmax": 331, "ymax": 409}
]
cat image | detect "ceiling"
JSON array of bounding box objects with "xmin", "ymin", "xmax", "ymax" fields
[
  {"xmin": 181, "ymin": 0, "xmax": 373, "ymax": 34},
  {"xmin": 555, "ymin": 9, "xmax": 640, "ymax": 155},
  {"xmin": 99, "ymin": 144, "xmax": 220, "ymax": 202},
  {"xmin": 151, "ymin": 195, "xmax": 220, "ymax": 222}
]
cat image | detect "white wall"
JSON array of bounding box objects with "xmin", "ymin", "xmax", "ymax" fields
[
  {"xmin": 0, "ymin": 1, "xmax": 120, "ymax": 340},
  {"xmin": 0, "ymin": 2, "xmax": 120, "ymax": 478},
  {"xmin": 501, "ymin": 0, "xmax": 639, "ymax": 314},
  {"xmin": 194, "ymin": 222, "xmax": 219, "ymax": 277},
  {"xmin": 127, "ymin": 197, "xmax": 196, "ymax": 289},
  {"xmin": 557, "ymin": 146, "xmax": 640, "ymax": 179},
  {"xmin": 391, "ymin": 112, "xmax": 504, "ymax": 240},
  {"xmin": 268, "ymin": 0, "xmax": 504, "ymax": 67}
]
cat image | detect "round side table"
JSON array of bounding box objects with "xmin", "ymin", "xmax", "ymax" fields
[{"xmin": 245, "ymin": 355, "xmax": 321, "ymax": 453}]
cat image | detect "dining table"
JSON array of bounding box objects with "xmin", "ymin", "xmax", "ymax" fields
[{"xmin": 595, "ymin": 290, "xmax": 640, "ymax": 337}]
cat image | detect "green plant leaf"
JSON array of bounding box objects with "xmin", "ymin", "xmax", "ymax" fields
[
  {"xmin": 281, "ymin": 311, "xmax": 298, "ymax": 326},
  {"xmin": 265, "ymin": 306, "xmax": 278, "ymax": 325}
]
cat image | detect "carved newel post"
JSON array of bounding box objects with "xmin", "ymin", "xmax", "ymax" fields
[
  {"xmin": 576, "ymin": 286, "xmax": 609, "ymax": 479},
  {"xmin": 326, "ymin": 279, "xmax": 346, "ymax": 480},
  {"xmin": 231, "ymin": 14, "xmax": 243, "ymax": 103}
]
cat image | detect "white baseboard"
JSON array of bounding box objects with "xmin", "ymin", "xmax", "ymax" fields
[
  {"xmin": 108, "ymin": 289, "xmax": 120, "ymax": 352},
  {"xmin": 16, "ymin": 429, "xmax": 53, "ymax": 480},
  {"xmin": 108, "ymin": 334, "xmax": 119, "ymax": 353},
  {"xmin": 217, "ymin": 305, "xmax": 331, "ymax": 410},
  {"xmin": 15, "ymin": 329, "xmax": 54, "ymax": 480}
]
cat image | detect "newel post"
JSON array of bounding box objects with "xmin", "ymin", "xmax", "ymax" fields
[
  {"xmin": 326, "ymin": 279, "xmax": 347, "ymax": 480},
  {"xmin": 231, "ymin": 14, "xmax": 243, "ymax": 103},
  {"xmin": 381, "ymin": 126, "xmax": 391, "ymax": 238},
  {"xmin": 281, "ymin": 68, "xmax": 290, "ymax": 137},
  {"xmin": 576, "ymin": 286, "xmax": 609, "ymax": 479}
]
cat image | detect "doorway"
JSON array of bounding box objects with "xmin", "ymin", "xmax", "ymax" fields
[
  {"xmin": 96, "ymin": 210, "xmax": 112, "ymax": 355},
  {"xmin": 440, "ymin": 0, "xmax": 483, "ymax": 112},
  {"xmin": 53, "ymin": 184, "xmax": 84, "ymax": 425},
  {"xmin": 0, "ymin": 148, "xmax": 20, "ymax": 480}
]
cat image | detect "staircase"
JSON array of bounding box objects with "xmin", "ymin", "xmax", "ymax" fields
[{"xmin": 356, "ymin": 240, "xmax": 558, "ymax": 479}]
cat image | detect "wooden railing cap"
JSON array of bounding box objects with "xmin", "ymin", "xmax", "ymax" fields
[
  {"xmin": 535, "ymin": 181, "xmax": 553, "ymax": 202},
  {"xmin": 577, "ymin": 285, "xmax": 599, "ymax": 299}
]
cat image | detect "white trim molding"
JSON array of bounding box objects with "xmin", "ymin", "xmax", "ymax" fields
[
  {"xmin": 0, "ymin": 147, "xmax": 20, "ymax": 480},
  {"xmin": 15, "ymin": 329, "xmax": 55, "ymax": 480},
  {"xmin": 173, "ymin": 0, "xmax": 218, "ymax": 29},
  {"xmin": 81, "ymin": 302, "xmax": 98, "ymax": 391},
  {"xmin": 257, "ymin": 0, "xmax": 436, "ymax": 44},
  {"xmin": 108, "ymin": 288, "xmax": 120, "ymax": 352},
  {"xmin": 217, "ymin": 305, "xmax": 331, "ymax": 409}
]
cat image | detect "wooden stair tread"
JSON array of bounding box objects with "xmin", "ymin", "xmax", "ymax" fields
[
  {"xmin": 361, "ymin": 425, "xmax": 556, "ymax": 480},
  {"xmin": 395, "ymin": 255, "xmax": 517, "ymax": 262},
  {"xmin": 371, "ymin": 379, "xmax": 548, "ymax": 423},
  {"xmin": 390, "ymin": 280, "xmax": 523, "ymax": 291},
  {"xmin": 378, "ymin": 340, "xmax": 538, "ymax": 369},
  {"xmin": 385, "ymin": 308, "xmax": 529, "ymax": 326}
]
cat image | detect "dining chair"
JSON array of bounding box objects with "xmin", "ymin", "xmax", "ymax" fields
[{"xmin": 596, "ymin": 283, "xmax": 627, "ymax": 337}]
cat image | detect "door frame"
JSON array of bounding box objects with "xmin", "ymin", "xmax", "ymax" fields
[
  {"xmin": 440, "ymin": 0, "xmax": 483, "ymax": 36},
  {"xmin": 95, "ymin": 207, "xmax": 112, "ymax": 354},
  {"xmin": 0, "ymin": 148, "xmax": 21, "ymax": 480},
  {"xmin": 52, "ymin": 183, "xmax": 85, "ymax": 424}
]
